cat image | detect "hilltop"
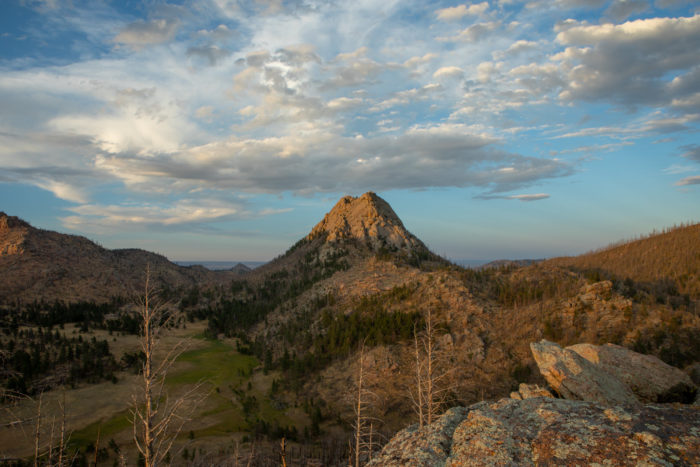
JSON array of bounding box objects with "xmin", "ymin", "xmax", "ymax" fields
[
  {"xmin": 547, "ymin": 223, "xmax": 700, "ymax": 297},
  {"xmin": 0, "ymin": 212, "xmax": 233, "ymax": 303}
]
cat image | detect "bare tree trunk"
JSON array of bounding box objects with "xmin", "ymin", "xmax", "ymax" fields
[
  {"xmin": 413, "ymin": 327, "xmax": 424, "ymax": 428},
  {"xmin": 354, "ymin": 343, "xmax": 365, "ymax": 467},
  {"xmin": 93, "ymin": 423, "xmax": 101, "ymax": 467},
  {"xmin": 132, "ymin": 265, "xmax": 200, "ymax": 467},
  {"xmin": 280, "ymin": 437, "xmax": 287, "ymax": 467},
  {"xmin": 58, "ymin": 390, "xmax": 66, "ymax": 467},
  {"xmin": 34, "ymin": 392, "xmax": 42, "ymax": 467},
  {"xmin": 425, "ymin": 308, "xmax": 434, "ymax": 426}
]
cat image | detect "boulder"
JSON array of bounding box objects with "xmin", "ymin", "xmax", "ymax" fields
[
  {"xmin": 687, "ymin": 362, "xmax": 700, "ymax": 386},
  {"xmin": 365, "ymin": 406, "xmax": 468, "ymax": 466},
  {"xmin": 517, "ymin": 383, "xmax": 554, "ymax": 399},
  {"xmin": 530, "ymin": 340, "xmax": 638, "ymax": 405},
  {"xmin": 368, "ymin": 398, "xmax": 700, "ymax": 466},
  {"xmin": 569, "ymin": 343, "xmax": 697, "ymax": 403}
]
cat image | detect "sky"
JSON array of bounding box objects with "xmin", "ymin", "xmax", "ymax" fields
[{"xmin": 0, "ymin": 0, "xmax": 699, "ymax": 262}]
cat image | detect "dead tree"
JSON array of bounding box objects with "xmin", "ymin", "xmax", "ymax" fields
[
  {"xmin": 351, "ymin": 342, "xmax": 384, "ymax": 466},
  {"xmin": 131, "ymin": 265, "xmax": 201, "ymax": 467},
  {"xmin": 410, "ymin": 308, "xmax": 455, "ymax": 427}
]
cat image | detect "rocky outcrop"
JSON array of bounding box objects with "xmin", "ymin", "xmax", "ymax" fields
[
  {"xmin": 530, "ymin": 340, "xmax": 638, "ymax": 405},
  {"xmin": 307, "ymin": 192, "xmax": 425, "ymax": 252},
  {"xmin": 510, "ymin": 383, "xmax": 554, "ymax": 400},
  {"xmin": 368, "ymin": 398, "xmax": 700, "ymax": 466},
  {"xmin": 569, "ymin": 342, "xmax": 697, "ymax": 403}
]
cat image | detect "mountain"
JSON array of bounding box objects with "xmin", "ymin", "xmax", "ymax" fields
[
  {"xmin": 308, "ymin": 192, "xmax": 427, "ymax": 252},
  {"xmin": 0, "ymin": 212, "xmax": 232, "ymax": 303},
  {"xmin": 1, "ymin": 196, "xmax": 698, "ymax": 463},
  {"xmin": 228, "ymin": 197, "xmax": 699, "ymax": 433}
]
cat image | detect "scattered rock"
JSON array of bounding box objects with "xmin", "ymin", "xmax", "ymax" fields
[
  {"xmin": 569, "ymin": 342, "xmax": 697, "ymax": 403},
  {"xmin": 579, "ymin": 280, "xmax": 613, "ymax": 304},
  {"xmin": 530, "ymin": 340, "xmax": 638, "ymax": 405},
  {"xmin": 516, "ymin": 383, "xmax": 554, "ymax": 399},
  {"xmin": 369, "ymin": 398, "xmax": 700, "ymax": 466}
]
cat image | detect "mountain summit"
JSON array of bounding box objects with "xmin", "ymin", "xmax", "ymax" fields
[{"xmin": 308, "ymin": 192, "xmax": 425, "ymax": 252}]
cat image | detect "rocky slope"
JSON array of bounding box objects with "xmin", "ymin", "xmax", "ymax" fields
[
  {"xmin": 0, "ymin": 212, "xmax": 232, "ymax": 303},
  {"xmin": 308, "ymin": 192, "xmax": 427, "ymax": 252},
  {"xmin": 369, "ymin": 341, "xmax": 700, "ymax": 466},
  {"xmin": 368, "ymin": 398, "xmax": 699, "ymax": 466}
]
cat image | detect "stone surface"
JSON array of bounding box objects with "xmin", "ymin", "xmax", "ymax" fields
[
  {"xmin": 308, "ymin": 192, "xmax": 425, "ymax": 252},
  {"xmin": 569, "ymin": 342, "xmax": 697, "ymax": 403},
  {"xmin": 365, "ymin": 407, "xmax": 469, "ymax": 466},
  {"xmin": 517, "ymin": 383, "xmax": 554, "ymax": 399},
  {"xmin": 369, "ymin": 398, "xmax": 700, "ymax": 466},
  {"xmin": 530, "ymin": 339, "xmax": 638, "ymax": 405}
]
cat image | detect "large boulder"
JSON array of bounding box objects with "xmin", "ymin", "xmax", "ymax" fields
[
  {"xmin": 530, "ymin": 340, "xmax": 638, "ymax": 405},
  {"xmin": 569, "ymin": 342, "xmax": 697, "ymax": 403},
  {"xmin": 368, "ymin": 398, "xmax": 700, "ymax": 466}
]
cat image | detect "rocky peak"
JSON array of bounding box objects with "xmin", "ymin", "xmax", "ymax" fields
[
  {"xmin": 0, "ymin": 212, "xmax": 30, "ymax": 256},
  {"xmin": 308, "ymin": 192, "xmax": 424, "ymax": 252},
  {"xmin": 0, "ymin": 212, "xmax": 30, "ymax": 231}
]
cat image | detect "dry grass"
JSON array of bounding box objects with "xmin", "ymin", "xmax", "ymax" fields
[{"xmin": 548, "ymin": 223, "xmax": 700, "ymax": 296}]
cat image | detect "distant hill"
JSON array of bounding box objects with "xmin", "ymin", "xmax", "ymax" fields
[
  {"xmin": 0, "ymin": 212, "xmax": 234, "ymax": 303},
  {"xmin": 479, "ymin": 259, "xmax": 543, "ymax": 270},
  {"xmin": 547, "ymin": 223, "xmax": 700, "ymax": 298}
]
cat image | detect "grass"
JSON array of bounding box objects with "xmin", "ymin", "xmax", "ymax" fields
[
  {"xmin": 70, "ymin": 408, "xmax": 132, "ymax": 448},
  {"xmin": 168, "ymin": 338, "xmax": 258, "ymax": 387}
]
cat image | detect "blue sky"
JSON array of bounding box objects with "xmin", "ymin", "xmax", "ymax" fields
[{"xmin": 1, "ymin": 0, "xmax": 699, "ymax": 262}]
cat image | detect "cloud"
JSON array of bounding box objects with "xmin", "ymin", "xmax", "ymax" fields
[
  {"xmin": 433, "ymin": 66, "xmax": 464, "ymax": 80},
  {"xmin": 508, "ymin": 193, "xmax": 550, "ymax": 201},
  {"xmin": 114, "ymin": 19, "xmax": 179, "ymax": 49},
  {"xmin": 88, "ymin": 124, "xmax": 573, "ymax": 196},
  {"xmin": 675, "ymin": 175, "xmax": 700, "ymax": 185},
  {"xmin": 438, "ymin": 21, "xmax": 501, "ymax": 42},
  {"xmin": 435, "ymin": 2, "xmax": 489, "ymax": 22},
  {"xmin": 605, "ymin": 0, "xmax": 650, "ymax": 22},
  {"xmin": 64, "ymin": 199, "xmax": 242, "ymax": 228},
  {"xmin": 186, "ymin": 45, "xmax": 232, "ymax": 66},
  {"xmin": 196, "ymin": 24, "xmax": 235, "ymax": 40},
  {"xmin": 554, "ymin": 14, "xmax": 700, "ymax": 107},
  {"xmin": 680, "ymin": 144, "xmax": 700, "ymax": 162}
]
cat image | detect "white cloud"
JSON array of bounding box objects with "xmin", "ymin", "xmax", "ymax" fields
[
  {"xmin": 438, "ymin": 21, "xmax": 501, "ymax": 42},
  {"xmin": 435, "ymin": 2, "xmax": 489, "ymax": 22},
  {"xmin": 555, "ymin": 14, "xmax": 700, "ymax": 106},
  {"xmin": 87, "ymin": 123, "xmax": 572, "ymax": 196},
  {"xmin": 114, "ymin": 19, "xmax": 179, "ymax": 49},
  {"xmin": 433, "ymin": 66, "xmax": 464, "ymax": 80}
]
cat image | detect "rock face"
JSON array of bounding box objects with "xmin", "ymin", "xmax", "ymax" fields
[
  {"xmin": 308, "ymin": 192, "xmax": 425, "ymax": 252},
  {"xmin": 569, "ymin": 342, "xmax": 697, "ymax": 403},
  {"xmin": 368, "ymin": 398, "xmax": 700, "ymax": 466},
  {"xmin": 530, "ymin": 339, "xmax": 639, "ymax": 405}
]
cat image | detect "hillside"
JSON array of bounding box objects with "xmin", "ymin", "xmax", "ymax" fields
[
  {"xmin": 214, "ymin": 194, "xmax": 700, "ymax": 435},
  {"xmin": 547, "ymin": 223, "xmax": 700, "ymax": 297},
  {"xmin": 0, "ymin": 212, "xmax": 233, "ymax": 303}
]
